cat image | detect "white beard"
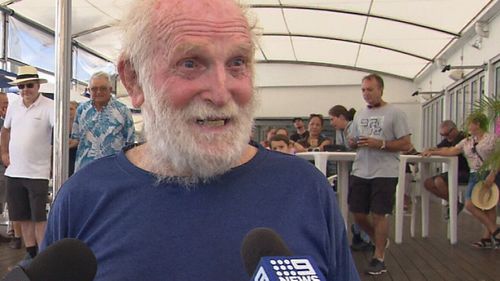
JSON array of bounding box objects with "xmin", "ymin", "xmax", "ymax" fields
[{"xmin": 140, "ymin": 83, "xmax": 256, "ymax": 186}]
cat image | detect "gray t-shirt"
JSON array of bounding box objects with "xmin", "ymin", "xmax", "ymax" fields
[{"xmin": 350, "ymin": 104, "xmax": 410, "ymax": 178}]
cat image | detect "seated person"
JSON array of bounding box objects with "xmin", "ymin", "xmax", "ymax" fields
[
  {"xmin": 260, "ymin": 127, "xmax": 276, "ymax": 149},
  {"xmin": 423, "ymin": 113, "xmax": 499, "ymax": 248},
  {"xmin": 298, "ymin": 114, "xmax": 331, "ymax": 151},
  {"xmin": 422, "ymin": 120, "xmax": 470, "ymax": 218},
  {"xmin": 275, "ymin": 127, "xmax": 305, "ymax": 153},
  {"xmin": 270, "ymin": 135, "xmax": 293, "ymax": 154},
  {"xmin": 328, "ymin": 105, "xmax": 356, "ymax": 150}
]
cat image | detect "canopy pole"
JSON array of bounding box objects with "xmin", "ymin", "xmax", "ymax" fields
[{"xmin": 53, "ymin": 0, "xmax": 72, "ymax": 196}]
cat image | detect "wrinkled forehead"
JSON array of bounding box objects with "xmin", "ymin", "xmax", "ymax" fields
[{"xmin": 151, "ymin": 0, "xmax": 251, "ymax": 43}]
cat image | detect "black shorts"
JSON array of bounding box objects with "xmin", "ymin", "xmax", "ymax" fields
[
  {"xmin": 6, "ymin": 177, "xmax": 49, "ymax": 221},
  {"xmin": 348, "ymin": 176, "xmax": 398, "ymax": 215},
  {"xmin": 433, "ymin": 171, "xmax": 469, "ymax": 185}
]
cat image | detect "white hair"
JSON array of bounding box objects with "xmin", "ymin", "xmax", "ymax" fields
[{"xmin": 119, "ymin": 0, "xmax": 259, "ymax": 186}]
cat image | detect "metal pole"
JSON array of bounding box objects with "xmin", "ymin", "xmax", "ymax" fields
[{"xmin": 53, "ymin": 0, "xmax": 71, "ymax": 196}]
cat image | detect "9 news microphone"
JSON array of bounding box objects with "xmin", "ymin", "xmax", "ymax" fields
[
  {"xmin": 2, "ymin": 238, "xmax": 97, "ymax": 281},
  {"xmin": 241, "ymin": 228, "xmax": 326, "ymax": 281}
]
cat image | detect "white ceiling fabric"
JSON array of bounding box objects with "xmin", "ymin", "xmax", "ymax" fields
[{"xmin": 3, "ymin": 0, "xmax": 497, "ymax": 80}]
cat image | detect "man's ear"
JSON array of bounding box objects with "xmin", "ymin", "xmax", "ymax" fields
[{"xmin": 117, "ymin": 57, "xmax": 144, "ymax": 108}]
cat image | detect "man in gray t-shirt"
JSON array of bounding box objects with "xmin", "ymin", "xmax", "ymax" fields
[{"xmin": 348, "ymin": 74, "xmax": 411, "ymax": 276}]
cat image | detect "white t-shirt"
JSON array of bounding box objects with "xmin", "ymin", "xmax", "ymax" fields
[
  {"xmin": 4, "ymin": 94, "xmax": 54, "ymax": 179},
  {"xmin": 350, "ymin": 103, "xmax": 411, "ymax": 178}
]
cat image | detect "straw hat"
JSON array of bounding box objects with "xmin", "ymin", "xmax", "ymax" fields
[
  {"xmin": 471, "ymin": 181, "xmax": 499, "ymax": 210},
  {"xmin": 8, "ymin": 65, "xmax": 48, "ymax": 85}
]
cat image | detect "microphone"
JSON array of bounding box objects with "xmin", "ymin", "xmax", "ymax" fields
[
  {"xmin": 2, "ymin": 238, "xmax": 97, "ymax": 281},
  {"xmin": 241, "ymin": 228, "xmax": 326, "ymax": 281}
]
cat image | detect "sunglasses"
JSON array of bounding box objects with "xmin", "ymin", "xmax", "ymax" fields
[
  {"xmin": 440, "ymin": 127, "xmax": 455, "ymax": 137},
  {"xmin": 18, "ymin": 83, "xmax": 35, "ymax": 90},
  {"xmin": 472, "ymin": 142, "xmax": 478, "ymax": 154}
]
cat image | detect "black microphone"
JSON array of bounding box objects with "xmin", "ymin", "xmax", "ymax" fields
[
  {"xmin": 241, "ymin": 228, "xmax": 326, "ymax": 281},
  {"xmin": 241, "ymin": 227, "xmax": 293, "ymax": 276},
  {"xmin": 2, "ymin": 238, "xmax": 97, "ymax": 281}
]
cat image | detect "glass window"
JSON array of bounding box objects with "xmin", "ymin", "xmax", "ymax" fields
[
  {"xmin": 8, "ymin": 18, "xmax": 55, "ymax": 71},
  {"xmin": 449, "ymin": 91, "xmax": 456, "ymax": 121},
  {"xmin": 73, "ymin": 47, "xmax": 115, "ymax": 83},
  {"xmin": 480, "ymin": 76, "xmax": 485, "ymax": 100},
  {"xmin": 0, "ymin": 13, "xmax": 4, "ymax": 59},
  {"xmin": 496, "ymin": 65, "xmax": 500, "ymax": 98},
  {"xmin": 463, "ymin": 84, "xmax": 471, "ymax": 116},
  {"xmin": 471, "ymin": 80, "xmax": 479, "ymax": 108},
  {"xmin": 456, "ymin": 89, "xmax": 463, "ymax": 127}
]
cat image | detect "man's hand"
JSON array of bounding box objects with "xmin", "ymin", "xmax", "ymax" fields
[
  {"xmin": 356, "ymin": 136, "xmax": 383, "ymax": 149},
  {"xmin": 421, "ymin": 149, "xmax": 433, "ymax": 157},
  {"xmin": 1, "ymin": 152, "xmax": 9, "ymax": 167}
]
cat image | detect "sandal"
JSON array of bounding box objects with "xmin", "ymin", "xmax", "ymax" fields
[
  {"xmin": 471, "ymin": 238, "xmax": 492, "ymax": 248},
  {"xmin": 491, "ymin": 227, "xmax": 500, "ymax": 240},
  {"xmin": 491, "ymin": 228, "xmax": 500, "ymax": 249}
]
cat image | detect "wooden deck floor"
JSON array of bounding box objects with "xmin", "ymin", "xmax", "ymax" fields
[
  {"xmin": 353, "ymin": 200, "xmax": 500, "ymax": 281},
  {"xmin": 0, "ymin": 200, "xmax": 498, "ymax": 280}
]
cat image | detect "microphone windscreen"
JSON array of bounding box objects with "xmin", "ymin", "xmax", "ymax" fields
[
  {"xmin": 240, "ymin": 228, "xmax": 293, "ymax": 276},
  {"xmin": 26, "ymin": 238, "xmax": 97, "ymax": 281}
]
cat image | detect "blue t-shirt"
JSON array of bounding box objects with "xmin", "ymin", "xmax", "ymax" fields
[
  {"xmin": 71, "ymin": 98, "xmax": 135, "ymax": 171},
  {"xmin": 42, "ymin": 145, "xmax": 360, "ymax": 281}
]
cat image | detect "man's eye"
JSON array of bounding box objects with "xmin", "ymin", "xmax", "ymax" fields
[
  {"xmin": 228, "ymin": 57, "xmax": 246, "ymax": 68},
  {"xmin": 180, "ymin": 59, "xmax": 197, "ymax": 69}
]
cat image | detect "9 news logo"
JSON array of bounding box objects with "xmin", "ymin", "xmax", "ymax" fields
[{"xmin": 252, "ymin": 257, "xmax": 324, "ymax": 281}]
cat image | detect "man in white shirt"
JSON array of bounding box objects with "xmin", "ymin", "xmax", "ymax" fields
[{"xmin": 1, "ymin": 65, "xmax": 54, "ymax": 261}]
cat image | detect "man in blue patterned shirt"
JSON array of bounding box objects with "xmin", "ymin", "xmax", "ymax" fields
[{"xmin": 70, "ymin": 71, "xmax": 135, "ymax": 171}]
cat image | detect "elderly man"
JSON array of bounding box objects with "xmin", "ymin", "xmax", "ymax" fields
[
  {"xmin": 1, "ymin": 66, "xmax": 54, "ymax": 261},
  {"xmin": 41, "ymin": 1, "xmax": 360, "ymax": 280},
  {"xmin": 422, "ymin": 120, "xmax": 469, "ymax": 218},
  {"xmin": 348, "ymin": 74, "xmax": 411, "ymax": 275},
  {"xmin": 70, "ymin": 71, "xmax": 135, "ymax": 171}
]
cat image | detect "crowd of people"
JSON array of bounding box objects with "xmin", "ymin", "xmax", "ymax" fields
[
  {"xmin": 0, "ymin": 0, "xmax": 497, "ymax": 280},
  {"xmin": 259, "ymin": 73, "xmax": 499, "ymax": 275}
]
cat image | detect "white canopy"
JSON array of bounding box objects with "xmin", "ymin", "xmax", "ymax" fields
[{"xmin": 4, "ymin": 0, "xmax": 498, "ymax": 80}]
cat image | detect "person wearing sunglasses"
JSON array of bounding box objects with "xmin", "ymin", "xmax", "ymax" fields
[
  {"xmin": 423, "ymin": 113, "xmax": 499, "ymax": 248},
  {"xmin": 422, "ymin": 120, "xmax": 470, "ymax": 219},
  {"xmin": 1, "ymin": 65, "xmax": 54, "ymax": 264}
]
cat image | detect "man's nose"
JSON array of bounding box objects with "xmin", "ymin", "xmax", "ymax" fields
[{"xmin": 202, "ymin": 64, "xmax": 231, "ymax": 106}]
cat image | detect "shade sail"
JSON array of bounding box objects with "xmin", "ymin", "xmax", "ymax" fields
[{"xmin": 3, "ymin": 0, "xmax": 497, "ymax": 80}]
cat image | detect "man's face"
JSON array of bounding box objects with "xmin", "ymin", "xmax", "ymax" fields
[
  {"xmin": 136, "ymin": 0, "xmax": 255, "ymax": 183},
  {"xmin": 18, "ymin": 82, "xmax": 40, "ymax": 105},
  {"xmin": 90, "ymin": 77, "xmax": 112, "ymax": 105},
  {"xmin": 0, "ymin": 94, "xmax": 8, "ymax": 118},
  {"xmin": 439, "ymin": 125, "xmax": 455, "ymax": 139},
  {"xmin": 361, "ymin": 78, "xmax": 383, "ymax": 106},
  {"xmin": 271, "ymin": 140, "xmax": 291, "ymax": 154},
  {"xmin": 294, "ymin": 119, "xmax": 304, "ymax": 130}
]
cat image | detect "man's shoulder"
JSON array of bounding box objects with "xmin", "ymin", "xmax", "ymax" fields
[
  {"xmin": 66, "ymin": 153, "xmax": 125, "ymax": 187},
  {"xmin": 78, "ymin": 100, "xmax": 93, "ymax": 110},
  {"xmin": 110, "ymin": 98, "xmax": 130, "ymax": 111},
  {"xmin": 455, "ymin": 131, "xmax": 467, "ymax": 141}
]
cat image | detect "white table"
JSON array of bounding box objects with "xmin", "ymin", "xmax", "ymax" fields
[
  {"xmin": 395, "ymin": 155, "xmax": 458, "ymax": 244},
  {"xmin": 296, "ymin": 152, "xmax": 356, "ymax": 227}
]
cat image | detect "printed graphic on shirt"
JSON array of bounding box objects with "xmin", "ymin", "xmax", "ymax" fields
[{"xmin": 359, "ymin": 116, "xmax": 384, "ymax": 137}]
